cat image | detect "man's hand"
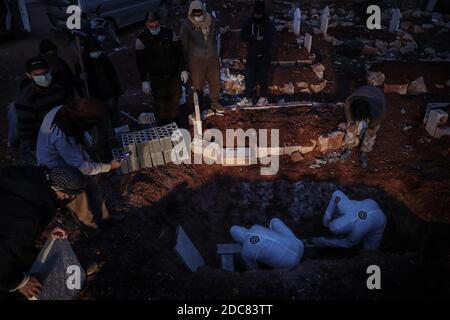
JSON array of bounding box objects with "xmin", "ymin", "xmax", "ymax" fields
[
  {"xmin": 110, "ymin": 159, "xmax": 122, "ymax": 170},
  {"xmin": 18, "ymin": 276, "xmax": 43, "ymax": 299},
  {"xmin": 180, "ymin": 71, "xmax": 189, "ymax": 84},
  {"xmin": 142, "ymin": 81, "xmax": 151, "ymax": 95},
  {"xmin": 49, "ymin": 227, "xmax": 67, "ymax": 239}
]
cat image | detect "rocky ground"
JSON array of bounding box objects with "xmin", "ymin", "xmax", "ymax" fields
[{"xmin": 0, "ymin": 0, "xmax": 449, "ymax": 300}]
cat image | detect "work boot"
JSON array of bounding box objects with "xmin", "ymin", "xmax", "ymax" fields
[
  {"xmin": 256, "ymin": 97, "xmax": 269, "ymax": 107},
  {"xmin": 237, "ymin": 97, "xmax": 253, "ymax": 107},
  {"xmin": 211, "ymin": 102, "xmax": 226, "ymax": 113},
  {"xmin": 340, "ymin": 148, "xmax": 353, "ymax": 162},
  {"xmin": 360, "ymin": 152, "xmax": 369, "ymax": 169}
]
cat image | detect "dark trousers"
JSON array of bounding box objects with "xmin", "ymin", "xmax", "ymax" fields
[
  {"xmin": 189, "ymin": 55, "xmax": 221, "ymax": 104},
  {"xmin": 244, "ymin": 54, "xmax": 271, "ymax": 99},
  {"xmin": 151, "ymin": 74, "xmax": 181, "ymax": 121}
]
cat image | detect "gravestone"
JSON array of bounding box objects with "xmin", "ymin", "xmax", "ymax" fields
[
  {"xmin": 389, "ymin": 9, "xmax": 401, "ymax": 33},
  {"xmin": 304, "ymin": 33, "xmax": 312, "ymax": 53},
  {"xmin": 426, "ymin": 0, "xmax": 437, "ymax": 12},
  {"xmin": 29, "ymin": 239, "xmax": 86, "ymax": 300},
  {"xmin": 293, "ymin": 7, "xmax": 301, "ymax": 35},
  {"xmin": 174, "ymin": 226, "xmax": 205, "ymax": 272},
  {"xmin": 320, "ymin": 6, "xmax": 330, "ymax": 35}
]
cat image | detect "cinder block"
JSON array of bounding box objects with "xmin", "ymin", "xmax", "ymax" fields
[
  {"xmin": 140, "ymin": 156, "xmax": 153, "ymax": 168},
  {"xmin": 112, "ymin": 148, "xmax": 130, "ymax": 175},
  {"xmin": 129, "ymin": 157, "xmax": 141, "ymax": 172},
  {"xmin": 163, "ymin": 149, "xmax": 175, "ymax": 164},
  {"xmin": 220, "ymin": 254, "xmax": 235, "ymax": 272},
  {"xmin": 151, "ymin": 152, "xmax": 165, "ymax": 166},
  {"xmin": 426, "ymin": 109, "xmax": 448, "ymax": 137},
  {"xmin": 434, "ymin": 126, "xmax": 450, "ymax": 138},
  {"xmin": 138, "ymin": 112, "xmax": 156, "ymax": 126},
  {"xmin": 217, "ymin": 243, "xmax": 242, "ymax": 255},
  {"xmin": 121, "ymin": 133, "xmax": 137, "ymax": 155}
]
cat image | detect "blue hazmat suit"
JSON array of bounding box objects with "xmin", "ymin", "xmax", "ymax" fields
[
  {"xmin": 312, "ymin": 191, "xmax": 387, "ymax": 250},
  {"xmin": 230, "ymin": 218, "xmax": 304, "ymax": 270}
]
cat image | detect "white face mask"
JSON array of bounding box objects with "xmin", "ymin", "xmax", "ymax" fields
[
  {"xmin": 194, "ymin": 15, "xmax": 204, "ymax": 22},
  {"xmin": 89, "ymin": 51, "xmax": 102, "ymax": 59},
  {"xmin": 33, "ymin": 72, "xmax": 52, "ymax": 87}
]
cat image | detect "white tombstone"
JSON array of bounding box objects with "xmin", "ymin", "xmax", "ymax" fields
[
  {"xmin": 320, "ymin": 6, "xmax": 330, "ymax": 35},
  {"xmin": 304, "ymin": 33, "xmax": 312, "ymax": 53},
  {"xmin": 293, "ymin": 8, "xmax": 301, "ymax": 35},
  {"xmin": 426, "ymin": 0, "xmax": 438, "ymax": 12},
  {"xmin": 389, "ymin": 8, "xmax": 401, "ymax": 33}
]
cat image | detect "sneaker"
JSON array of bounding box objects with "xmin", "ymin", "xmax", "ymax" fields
[
  {"xmin": 256, "ymin": 97, "xmax": 268, "ymax": 107},
  {"xmin": 211, "ymin": 102, "xmax": 226, "ymax": 113},
  {"xmin": 360, "ymin": 152, "xmax": 369, "ymax": 169},
  {"xmin": 339, "ymin": 149, "xmax": 353, "ymax": 162},
  {"xmin": 236, "ymin": 97, "xmax": 253, "ymax": 107}
]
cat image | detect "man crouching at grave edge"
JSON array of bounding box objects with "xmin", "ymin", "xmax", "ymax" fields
[
  {"xmin": 339, "ymin": 85, "xmax": 387, "ymax": 169},
  {"xmin": 230, "ymin": 218, "xmax": 304, "ymax": 270},
  {"xmin": 0, "ymin": 165, "xmax": 85, "ymax": 300}
]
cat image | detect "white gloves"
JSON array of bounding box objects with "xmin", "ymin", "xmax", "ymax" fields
[
  {"xmin": 181, "ymin": 70, "xmax": 189, "ymax": 84},
  {"xmin": 142, "ymin": 81, "xmax": 151, "ymax": 95}
]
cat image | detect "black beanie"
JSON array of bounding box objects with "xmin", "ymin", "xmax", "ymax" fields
[
  {"xmin": 39, "ymin": 39, "xmax": 58, "ymax": 54},
  {"xmin": 48, "ymin": 166, "xmax": 86, "ymax": 195},
  {"xmin": 25, "ymin": 56, "xmax": 49, "ymax": 73}
]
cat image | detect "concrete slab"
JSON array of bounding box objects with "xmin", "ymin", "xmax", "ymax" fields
[
  {"xmin": 220, "ymin": 254, "xmax": 235, "ymax": 272},
  {"xmin": 174, "ymin": 226, "xmax": 205, "ymax": 272},
  {"xmin": 29, "ymin": 239, "xmax": 86, "ymax": 300}
]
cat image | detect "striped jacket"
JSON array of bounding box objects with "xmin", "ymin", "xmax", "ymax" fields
[{"xmin": 15, "ymin": 82, "xmax": 69, "ymax": 149}]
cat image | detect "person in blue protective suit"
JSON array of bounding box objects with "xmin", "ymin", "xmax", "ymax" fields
[
  {"xmin": 310, "ymin": 190, "xmax": 387, "ymax": 250},
  {"xmin": 230, "ymin": 218, "xmax": 304, "ymax": 270}
]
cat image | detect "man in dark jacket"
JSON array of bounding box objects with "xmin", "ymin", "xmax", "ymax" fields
[
  {"xmin": 78, "ymin": 38, "xmax": 123, "ymax": 160},
  {"xmin": 340, "ymin": 85, "xmax": 387, "ymax": 168},
  {"xmin": 39, "ymin": 39, "xmax": 83, "ymax": 98},
  {"xmin": 136, "ymin": 11, "xmax": 188, "ymax": 125},
  {"xmin": 0, "ymin": 165, "xmax": 86, "ymax": 300},
  {"xmin": 15, "ymin": 56, "xmax": 69, "ymax": 164},
  {"xmin": 180, "ymin": 0, "xmax": 224, "ymax": 112},
  {"xmin": 237, "ymin": 1, "xmax": 275, "ymax": 107}
]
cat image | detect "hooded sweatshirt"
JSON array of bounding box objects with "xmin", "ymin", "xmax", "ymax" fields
[
  {"xmin": 240, "ymin": 1, "xmax": 276, "ymax": 59},
  {"xmin": 180, "ymin": 1, "xmax": 218, "ymax": 60}
]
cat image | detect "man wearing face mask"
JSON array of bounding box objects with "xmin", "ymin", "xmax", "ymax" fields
[
  {"xmin": 77, "ymin": 38, "xmax": 123, "ymax": 161},
  {"xmin": 15, "ymin": 56, "xmax": 69, "ymax": 164},
  {"xmin": 136, "ymin": 11, "xmax": 188, "ymax": 126},
  {"xmin": 0, "ymin": 165, "xmax": 84, "ymax": 300},
  {"xmin": 238, "ymin": 1, "xmax": 275, "ymax": 107},
  {"xmin": 36, "ymin": 98, "xmax": 124, "ymax": 238},
  {"xmin": 39, "ymin": 39, "xmax": 84, "ymax": 98},
  {"xmin": 180, "ymin": 1, "xmax": 224, "ymax": 112}
]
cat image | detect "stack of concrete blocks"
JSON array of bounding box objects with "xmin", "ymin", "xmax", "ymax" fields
[
  {"xmin": 133, "ymin": 131, "xmax": 153, "ymax": 168},
  {"xmin": 144, "ymin": 128, "xmax": 165, "ymax": 166},
  {"xmin": 121, "ymin": 133, "xmax": 140, "ymax": 172},
  {"xmin": 138, "ymin": 112, "xmax": 157, "ymax": 128},
  {"xmin": 156, "ymin": 124, "xmax": 178, "ymax": 164}
]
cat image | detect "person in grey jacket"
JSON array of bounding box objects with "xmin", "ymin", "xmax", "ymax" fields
[
  {"xmin": 36, "ymin": 98, "xmax": 123, "ymax": 237},
  {"xmin": 340, "ymin": 85, "xmax": 387, "ymax": 168},
  {"xmin": 230, "ymin": 218, "xmax": 304, "ymax": 270},
  {"xmin": 179, "ymin": 0, "xmax": 224, "ymax": 112},
  {"xmin": 310, "ymin": 191, "xmax": 387, "ymax": 250}
]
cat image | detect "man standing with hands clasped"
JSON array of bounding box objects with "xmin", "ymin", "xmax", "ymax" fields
[{"xmin": 136, "ymin": 11, "xmax": 189, "ymax": 126}]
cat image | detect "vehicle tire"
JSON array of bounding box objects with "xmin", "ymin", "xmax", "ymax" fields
[{"xmin": 158, "ymin": 0, "xmax": 169, "ymax": 19}]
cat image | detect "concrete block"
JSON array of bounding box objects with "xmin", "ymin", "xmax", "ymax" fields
[
  {"xmin": 151, "ymin": 152, "xmax": 165, "ymax": 166},
  {"xmin": 121, "ymin": 133, "xmax": 137, "ymax": 155},
  {"xmin": 434, "ymin": 126, "xmax": 450, "ymax": 138},
  {"xmin": 163, "ymin": 149, "xmax": 174, "ymax": 164},
  {"xmin": 304, "ymin": 33, "xmax": 312, "ymax": 53},
  {"xmin": 426, "ymin": 109, "xmax": 449, "ymax": 137},
  {"xmin": 140, "ymin": 156, "xmax": 153, "ymax": 168},
  {"xmin": 174, "ymin": 226, "xmax": 205, "ymax": 272},
  {"xmin": 217, "ymin": 243, "xmax": 242, "ymax": 255},
  {"xmin": 138, "ymin": 112, "xmax": 156, "ymax": 126},
  {"xmin": 112, "ymin": 148, "xmax": 130, "ymax": 174},
  {"xmin": 222, "ymin": 147, "xmax": 252, "ymax": 166},
  {"xmin": 114, "ymin": 125, "xmax": 130, "ymax": 141},
  {"xmin": 129, "ymin": 157, "xmax": 141, "ymax": 172},
  {"xmin": 317, "ymin": 131, "xmax": 345, "ymax": 153},
  {"xmin": 220, "ymin": 254, "xmax": 235, "ymax": 272},
  {"xmin": 29, "ymin": 239, "xmax": 86, "ymax": 300}
]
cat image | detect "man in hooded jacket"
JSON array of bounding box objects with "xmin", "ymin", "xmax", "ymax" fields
[{"xmin": 180, "ymin": 0, "xmax": 224, "ymax": 112}]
